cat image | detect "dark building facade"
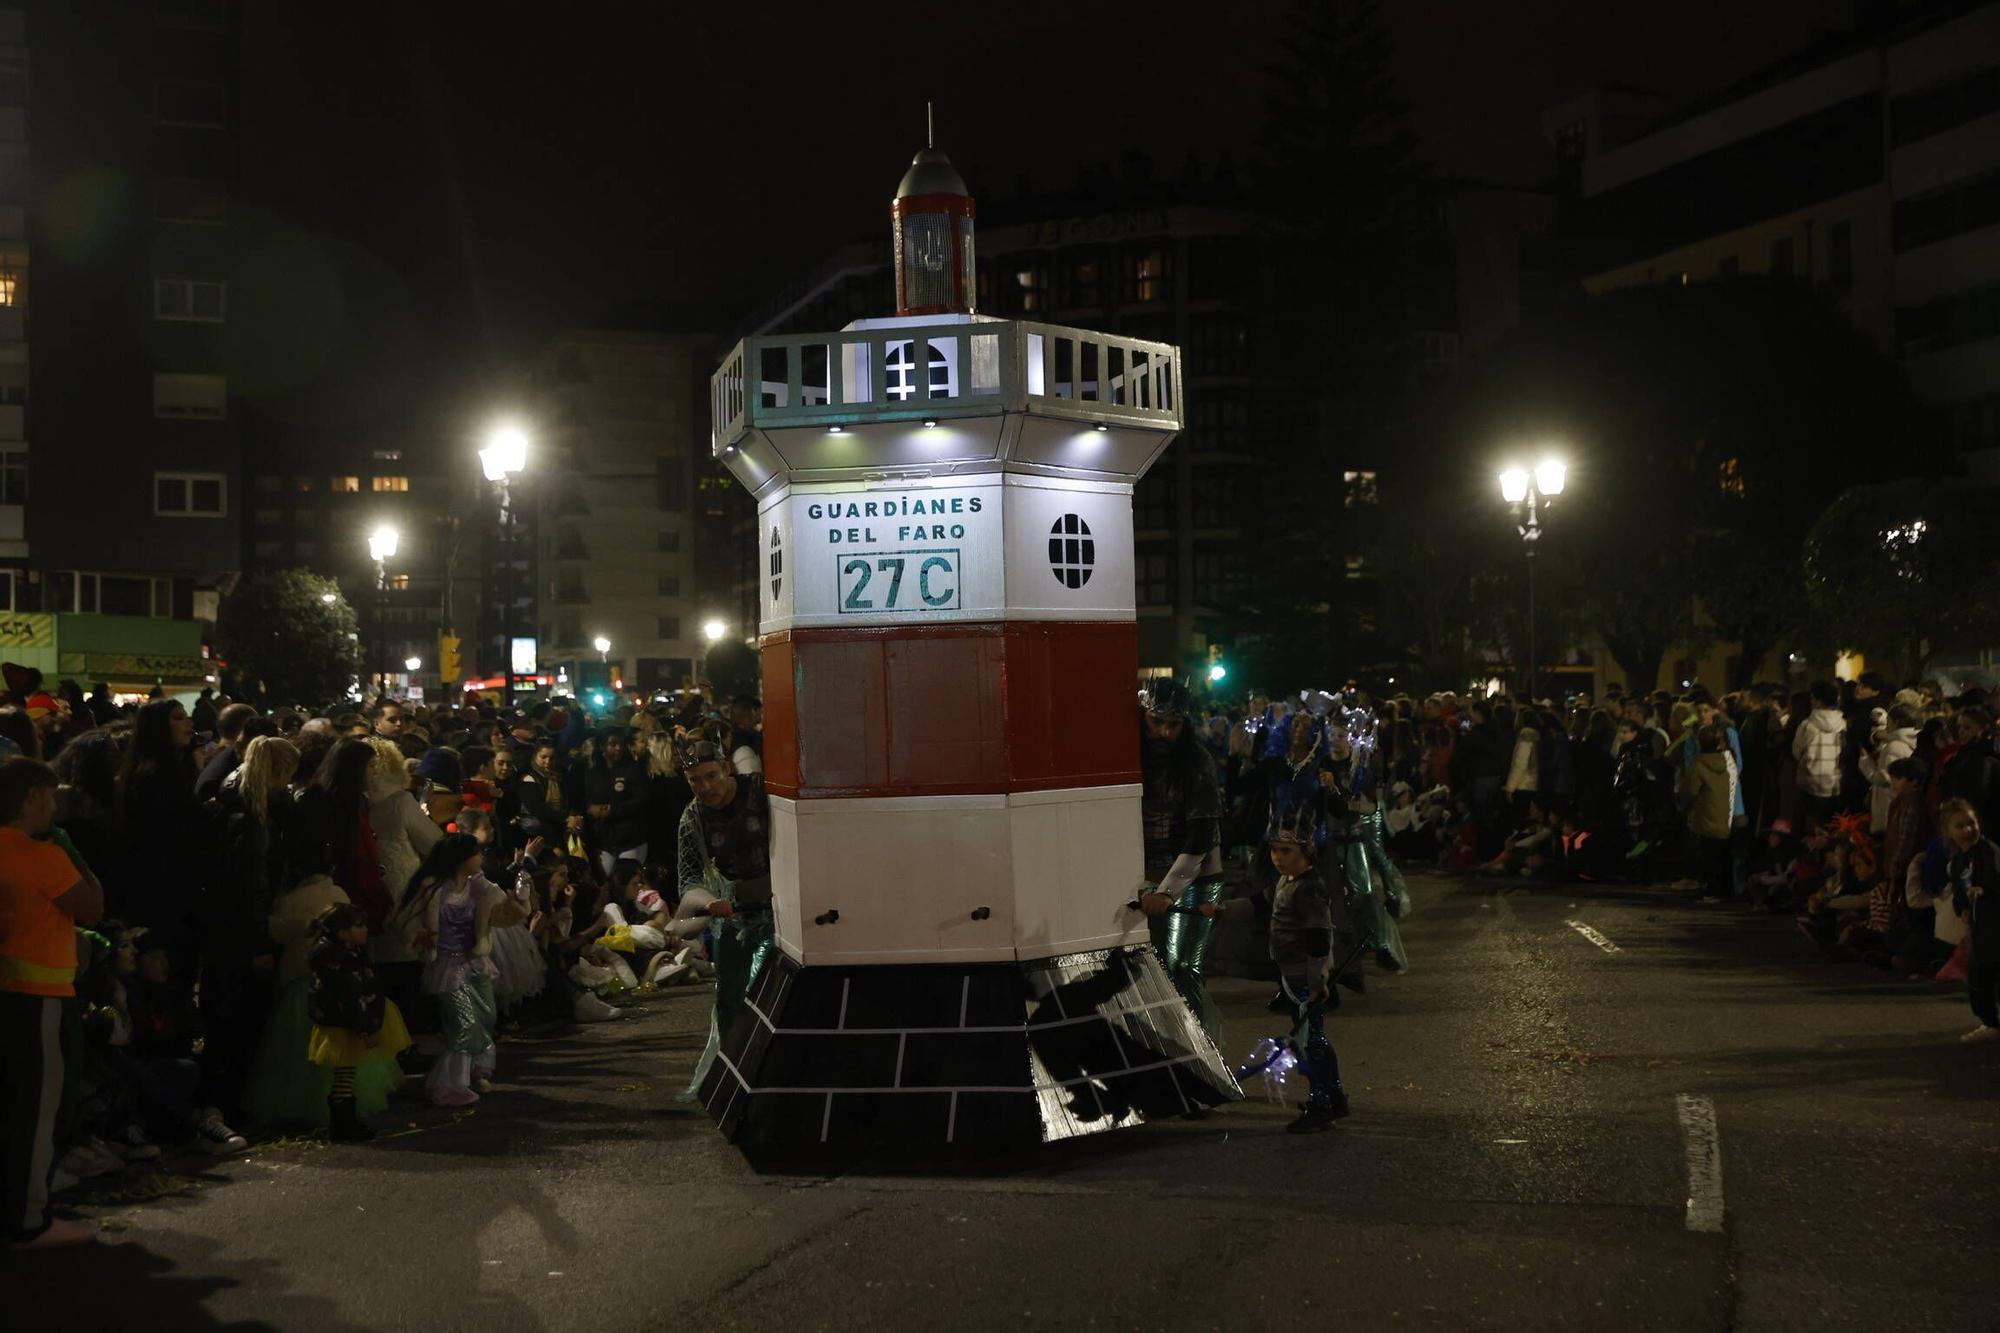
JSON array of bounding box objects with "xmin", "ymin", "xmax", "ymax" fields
[
  {"xmin": 242, "ymin": 432, "xmax": 482, "ymax": 701},
  {"xmin": 715, "ymin": 159, "xmax": 1550, "ymax": 675},
  {"xmin": 16, "ymin": 0, "xmax": 243, "ymax": 625}
]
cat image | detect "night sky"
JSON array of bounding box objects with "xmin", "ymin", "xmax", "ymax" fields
[{"xmin": 239, "ymin": 0, "xmax": 1859, "ymax": 431}]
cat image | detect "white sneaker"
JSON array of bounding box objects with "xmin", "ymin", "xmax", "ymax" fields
[
  {"xmin": 573, "ymin": 992, "xmax": 623, "ymax": 1023},
  {"xmin": 49, "ymin": 1166, "xmax": 80, "ymax": 1193},
  {"xmin": 1960, "ymin": 1024, "xmax": 2000, "ymax": 1044}
]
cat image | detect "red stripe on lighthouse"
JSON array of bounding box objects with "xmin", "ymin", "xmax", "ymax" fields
[{"xmin": 758, "ymin": 622, "xmax": 1140, "ymax": 800}]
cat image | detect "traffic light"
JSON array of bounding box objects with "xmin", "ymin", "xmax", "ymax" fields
[
  {"xmin": 1206, "ymin": 643, "xmax": 1228, "ymax": 684},
  {"xmin": 437, "ymin": 634, "xmax": 462, "ymax": 685}
]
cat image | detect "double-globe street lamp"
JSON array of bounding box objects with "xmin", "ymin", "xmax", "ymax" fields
[
  {"xmin": 1497, "ymin": 458, "xmax": 1567, "ymax": 703},
  {"xmin": 367, "ymin": 524, "xmax": 399, "ymax": 697},
  {"xmin": 480, "ymin": 423, "xmax": 531, "ymax": 700}
]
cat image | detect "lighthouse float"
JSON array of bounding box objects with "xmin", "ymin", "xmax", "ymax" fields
[{"xmin": 699, "ymin": 139, "xmax": 1240, "ymax": 1145}]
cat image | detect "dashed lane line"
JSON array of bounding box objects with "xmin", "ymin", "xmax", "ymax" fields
[
  {"xmin": 1675, "ymin": 1093, "xmax": 1726, "ymax": 1233},
  {"xmin": 1564, "ymin": 919, "xmax": 1621, "ymax": 953}
]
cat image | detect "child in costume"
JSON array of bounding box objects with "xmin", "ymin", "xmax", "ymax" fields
[
  {"xmin": 1192, "ymin": 821, "xmax": 1353, "ymax": 1133},
  {"xmin": 456, "ymin": 808, "xmax": 545, "ymax": 1019},
  {"xmin": 306, "ymin": 902, "xmax": 411, "ymax": 1142},
  {"xmin": 403, "ymin": 833, "xmax": 503, "ymax": 1107},
  {"xmin": 1941, "ymin": 799, "xmax": 2000, "ymax": 1043}
]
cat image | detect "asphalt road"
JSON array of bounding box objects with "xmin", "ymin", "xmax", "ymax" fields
[{"xmin": 11, "ymin": 872, "xmax": 1998, "ymax": 1332}]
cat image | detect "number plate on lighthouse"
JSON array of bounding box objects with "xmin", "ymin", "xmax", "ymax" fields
[{"xmin": 836, "ymin": 549, "xmax": 962, "ymax": 613}]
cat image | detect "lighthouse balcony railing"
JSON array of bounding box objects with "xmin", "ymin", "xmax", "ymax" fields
[{"xmin": 710, "ymin": 320, "xmax": 1179, "ymax": 450}]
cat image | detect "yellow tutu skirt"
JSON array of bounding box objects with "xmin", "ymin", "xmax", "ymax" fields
[{"xmin": 307, "ymin": 999, "xmax": 413, "ymax": 1068}]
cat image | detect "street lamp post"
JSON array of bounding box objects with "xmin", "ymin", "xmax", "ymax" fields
[
  {"xmin": 480, "ymin": 423, "xmax": 531, "ymax": 701},
  {"xmin": 593, "ymin": 635, "xmax": 610, "ymax": 665},
  {"xmin": 368, "ymin": 525, "xmax": 399, "ymax": 698},
  {"xmin": 1498, "ymin": 459, "xmax": 1566, "ymax": 703}
]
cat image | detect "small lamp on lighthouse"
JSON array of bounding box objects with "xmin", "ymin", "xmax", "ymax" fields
[{"xmin": 892, "ymin": 106, "xmax": 976, "ymax": 317}]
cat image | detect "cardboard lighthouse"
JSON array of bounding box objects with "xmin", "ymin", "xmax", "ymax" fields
[{"xmin": 700, "ymin": 141, "xmax": 1240, "ymax": 1145}]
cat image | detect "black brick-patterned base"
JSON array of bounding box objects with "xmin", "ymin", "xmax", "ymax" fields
[{"xmin": 696, "ymin": 946, "xmax": 1242, "ymax": 1146}]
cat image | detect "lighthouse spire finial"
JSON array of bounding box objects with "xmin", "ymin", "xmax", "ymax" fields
[{"xmin": 926, "ymin": 101, "xmax": 934, "ymax": 150}]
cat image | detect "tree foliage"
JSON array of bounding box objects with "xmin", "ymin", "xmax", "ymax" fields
[
  {"xmin": 216, "ymin": 568, "xmax": 361, "ymax": 707},
  {"xmin": 1424, "ymin": 276, "xmax": 1940, "ymax": 690},
  {"xmin": 1224, "ymin": 0, "xmax": 1431, "ymax": 687},
  {"xmin": 1803, "ymin": 480, "xmax": 2000, "ymax": 675}
]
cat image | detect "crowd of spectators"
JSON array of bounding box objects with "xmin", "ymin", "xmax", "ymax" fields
[
  {"xmin": 0, "ymin": 667, "xmax": 761, "ymax": 1249},
  {"xmin": 1186, "ymin": 672, "xmax": 1997, "ymax": 1050}
]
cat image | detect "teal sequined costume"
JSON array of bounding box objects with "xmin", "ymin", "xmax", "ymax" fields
[
  {"xmin": 1341, "ymin": 807, "xmax": 1413, "ymax": 971},
  {"xmin": 1142, "ymin": 723, "xmax": 1226, "ymax": 1041},
  {"xmin": 1147, "ymin": 879, "xmax": 1226, "ymax": 1037}
]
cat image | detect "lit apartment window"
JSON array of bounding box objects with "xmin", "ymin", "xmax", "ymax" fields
[
  {"xmin": 154, "ymin": 471, "xmax": 226, "ymax": 517},
  {"xmin": 1342, "ymin": 470, "xmax": 1379, "ymax": 507},
  {"xmin": 371, "ymin": 449, "xmax": 402, "ymax": 461},
  {"xmin": 330, "ymin": 476, "xmax": 359, "ymax": 493},
  {"xmin": 371, "ymin": 476, "xmax": 409, "ymax": 493},
  {"xmin": 1010, "ymin": 260, "xmax": 1048, "ymax": 314},
  {"xmin": 0, "ymin": 271, "xmax": 16, "ymax": 308},
  {"xmin": 154, "ymin": 278, "xmax": 226, "ymax": 322},
  {"xmin": 387, "ymin": 574, "xmax": 409, "ymax": 590},
  {"xmin": 0, "ymin": 449, "xmax": 23, "ymax": 504},
  {"xmin": 155, "ymin": 79, "xmax": 226, "ymax": 128},
  {"xmin": 152, "ymin": 373, "xmax": 227, "ymax": 420},
  {"xmin": 1123, "ymin": 246, "xmax": 1171, "ymax": 303}
]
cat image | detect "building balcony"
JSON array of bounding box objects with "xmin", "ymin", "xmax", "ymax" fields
[
  {"xmin": 710, "ymin": 316, "xmax": 1181, "ymax": 492},
  {"xmin": 552, "ymin": 586, "xmax": 590, "ymax": 606}
]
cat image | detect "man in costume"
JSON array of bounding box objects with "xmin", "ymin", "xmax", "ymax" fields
[
  {"xmin": 1135, "ymin": 680, "xmax": 1227, "ymax": 1039},
  {"xmin": 672, "ymin": 740, "xmax": 774, "ymax": 1096}
]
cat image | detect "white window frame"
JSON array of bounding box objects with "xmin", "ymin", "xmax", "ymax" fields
[
  {"xmin": 154, "ymin": 277, "xmax": 227, "ymax": 323},
  {"xmin": 56, "ymin": 572, "xmax": 172, "ymax": 617},
  {"xmin": 154, "ymin": 470, "xmax": 227, "ymax": 518},
  {"xmin": 153, "ymin": 373, "xmax": 227, "ymax": 420}
]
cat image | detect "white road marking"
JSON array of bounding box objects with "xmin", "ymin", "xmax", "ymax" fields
[
  {"xmin": 1564, "ymin": 919, "xmax": 1621, "ymax": 953},
  {"xmin": 1675, "ymin": 1093, "xmax": 1726, "ymax": 1233}
]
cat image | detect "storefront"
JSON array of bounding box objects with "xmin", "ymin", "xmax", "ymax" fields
[{"xmin": 0, "ymin": 612, "xmax": 209, "ymax": 702}]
